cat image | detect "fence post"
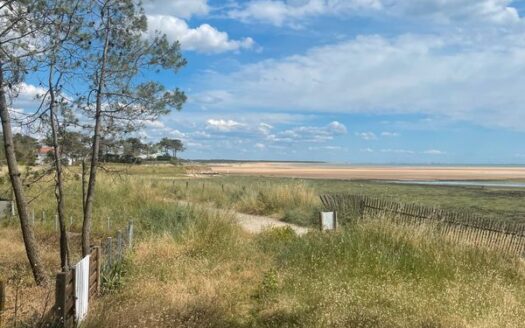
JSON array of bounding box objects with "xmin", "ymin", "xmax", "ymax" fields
[
  {"xmin": 95, "ymin": 246, "xmax": 101, "ymax": 296},
  {"xmin": 127, "ymin": 221, "xmax": 134, "ymax": 248},
  {"xmin": 55, "ymin": 272, "xmax": 68, "ymax": 326},
  {"xmin": 0, "ymin": 280, "xmax": 5, "ymax": 326},
  {"xmin": 117, "ymin": 231, "xmax": 123, "ymax": 260},
  {"xmin": 106, "ymin": 237, "xmax": 113, "ymax": 268},
  {"xmin": 10, "ymin": 201, "xmax": 15, "ymax": 217}
]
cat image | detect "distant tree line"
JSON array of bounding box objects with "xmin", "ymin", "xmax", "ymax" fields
[
  {"xmin": 100, "ymin": 137, "xmax": 185, "ymax": 164},
  {"xmin": 0, "ymin": 133, "xmax": 185, "ymax": 166}
]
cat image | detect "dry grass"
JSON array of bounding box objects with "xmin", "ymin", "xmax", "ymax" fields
[
  {"xmin": 0, "ymin": 227, "xmax": 61, "ymax": 327},
  {"xmin": 84, "ymin": 208, "xmax": 525, "ymax": 328}
]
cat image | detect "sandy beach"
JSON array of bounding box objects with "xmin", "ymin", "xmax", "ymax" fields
[{"xmin": 209, "ymin": 163, "xmax": 525, "ymax": 181}]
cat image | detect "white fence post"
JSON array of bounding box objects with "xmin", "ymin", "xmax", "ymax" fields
[
  {"xmin": 127, "ymin": 221, "xmax": 134, "ymax": 248},
  {"xmin": 74, "ymin": 255, "xmax": 91, "ymax": 323}
]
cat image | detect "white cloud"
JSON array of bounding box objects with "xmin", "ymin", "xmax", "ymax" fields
[
  {"xmin": 380, "ymin": 148, "xmax": 415, "ymax": 154},
  {"xmin": 144, "ymin": 120, "xmax": 166, "ymax": 129},
  {"xmin": 255, "ymin": 143, "xmax": 266, "ymax": 149},
  {"xmin": 327, "ymin": 121, "xmax": 347, "ymax": 134},
  {"xmin": 146, "ymin": 15, "xmax": 254, "ymax": 53},
  {"xmin": 206, "ymin": 119, "xmax": 245, "ymax": 132},
  {"xmin": 361, "ymin": 148, "xmax": 374, "ymax": 153},
  {"xmin": 356, "ymin": 132, "xmax": 377, "ymax": 140},
  {"xmin": 423, "ymin": 149, "xmax": 446, "ymax": 155},
  {"xmin": 192, "ymin": 90, "xmax": 233, "ymax": 105},
  {"xmin": 11, "ymin": 83, "xmax": 46, "ymax": 111},
  {"xmin": 229, "ymin": 0, "xmax": 382, "ymax": 27},
  {"xmin": 169, "ymin": 129, "xmax": 186, "ymax": 138},
  {"xmin": 389, "ymin": 0, "xmax": 520, "ymax": 25},
  {"xmin": 143, "ymin": 0, "xmax": 209, "ymax": 19},
  {"xmin": 381, "ymin": 131, "xmax": 400, "ymax": 137},
  {"xmin": 229, "ymin": 0, "xmax": 520, "ymax": 26},
  {"xmin": 308, "ymin": 145, "xmax": 344, "ymax": 151},
  {"xmin": 272, "ymin": 121, "xmax": 346, "ymax": 143},
  {"xmin": 258, "ymin": 123, "xmax": 273, "ymax": 135},
  {"xmin": 196, "ymin": 33, "xmax": 525, "ymax": 130}
]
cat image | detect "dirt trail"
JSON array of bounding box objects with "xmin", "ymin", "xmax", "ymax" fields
[
  {"xmin": 232, "ymin": 211, "xmax": 310, "ymax": 235},
  {"xmin": 178, "ymin": 201, "xmax": 310, "ymax": 235}
]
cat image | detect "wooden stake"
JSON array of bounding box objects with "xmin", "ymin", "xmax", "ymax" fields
[
  {"xmin": 0, "ymin": 280, "xmax": 5, "ymax": 326},
  {"xmin": 127, "ymin": 221, "xmax": 134, "ymax": 248}
]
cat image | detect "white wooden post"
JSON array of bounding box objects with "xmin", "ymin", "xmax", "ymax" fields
[{"xmin": 127, "ymin": 221, "xmax": 134, "ymax": 248}]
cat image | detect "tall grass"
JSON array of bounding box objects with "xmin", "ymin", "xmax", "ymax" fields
[
  {"xmin": 169, "ymin": 178, "xmax": 321, "ymax": 226},
  {"xmin": 85, "ymin": 208, "xmax": 525, "ymax": 328}
]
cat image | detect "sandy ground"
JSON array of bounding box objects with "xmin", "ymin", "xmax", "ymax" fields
[
  {"xmin": 178, "ymin": 200, "xmax": 310, "ymax": 235},
  {"xmin": 209, "ymin": 163, "xmax": 525, "ymax": 181},
  {"xmin": 233, "ymin": 211, "xmax": 310, "ymax": 235}
]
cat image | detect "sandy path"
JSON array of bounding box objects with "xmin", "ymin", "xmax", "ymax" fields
[
  {"xmin": 178, "ymin": 201, "xmax": 310, "ymax": 235},
  {"xmin": 233, "ymin": 212, "xmax": 310, "ymax": 235}
]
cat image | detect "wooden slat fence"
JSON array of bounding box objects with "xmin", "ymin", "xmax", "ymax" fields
[
  {"xmin": 53, "ymin": 247, "xmax": 100, "ymax": 328},
  {"xmin": 320, "ymin": 194, "xmax": 525, "ymax": 256}
]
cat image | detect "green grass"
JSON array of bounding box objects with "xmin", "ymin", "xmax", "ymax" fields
[{"xmin": 163, "ymin": 175, "xmax": 525, "ymax": 225}]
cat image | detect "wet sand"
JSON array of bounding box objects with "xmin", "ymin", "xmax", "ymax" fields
[{"xmin": 209, "ymin": 163, "xmax": 525, "ymax": 181}]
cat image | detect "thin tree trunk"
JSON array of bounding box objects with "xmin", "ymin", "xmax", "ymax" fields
[
  {"xmin": 82, "ymin": 15, "xmax": 110, "ymax": 256},
  {"xmin": 82, "ymin": 158, "xmax": 87, "ymax": 212},
  {"xmin": 0, "ymin": 63, "xmax": 47, "ymax": 286},
  {"xmin": 48, "ymin": 65, "xmax": 70, "ymax": 271}
]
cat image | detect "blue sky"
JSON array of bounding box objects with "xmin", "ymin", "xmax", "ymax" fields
[{"xmin": 16, "ymin": 0, "xmax": 525, "ymax": 163}]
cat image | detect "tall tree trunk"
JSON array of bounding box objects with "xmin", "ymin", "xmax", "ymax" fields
[
  {"xmin": 0, "ymin": 63, "xmax": 48, "ymax": 286},
  {"xmin": 48, "ymin": 66, "xmax": 70, "ymax": 271},
  {"xmin": 82, "ymin": 16, "xmax": 110, "ymax": 256}
]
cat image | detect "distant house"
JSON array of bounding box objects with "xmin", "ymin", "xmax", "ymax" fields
[
  {"xmin": 36, "ymin": 146, "xmax": 53, "ymax": 165},
  {"xmin": 36, "ymin": 146, "xmax": 73, "ymax": 166}
]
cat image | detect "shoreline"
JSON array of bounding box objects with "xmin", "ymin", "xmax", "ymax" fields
[{"xmin": 208, "ymin": 162, "xmax": 525, "ymax": 181}]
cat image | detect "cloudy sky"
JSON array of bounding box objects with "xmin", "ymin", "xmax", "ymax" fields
[{"xmin": 22, "ymin": 0, "xmax": 525, "ymax": 163}]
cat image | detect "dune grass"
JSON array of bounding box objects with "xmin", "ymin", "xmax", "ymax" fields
[
  {"xmin": 168, "ymin": 178, "xmax": 321, "ymax": 226},
  {"xmin": 84, "ymin": 207, "xmax": 525, "ymax": 328},
  {"xmin": 2, "ymin": 165, "xmax": 525, "ymax": 327},
  {"xmin": 186, "ymin": 176, "xmax": 525, "ymax": 223}
]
